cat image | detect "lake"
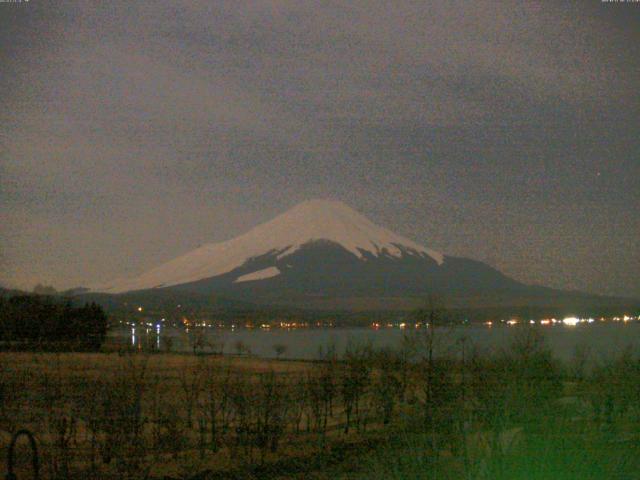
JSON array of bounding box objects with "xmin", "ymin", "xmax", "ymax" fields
[{"xmin": 111, "ymin": 321, "xmax": 640, "ymax": 364}]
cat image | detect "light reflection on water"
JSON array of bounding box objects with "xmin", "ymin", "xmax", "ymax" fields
[{"xmin": 109, "ymin": 322, "xmax": 640, "ymax": 363}]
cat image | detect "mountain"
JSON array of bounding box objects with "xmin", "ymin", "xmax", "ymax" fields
[
  {"xmin": 94, "ymin": 199, "xmax": 443, "ymax": 293},
  {"xmin": 91, "ymin": 200, "xmax": 635, "ymax": 311}
]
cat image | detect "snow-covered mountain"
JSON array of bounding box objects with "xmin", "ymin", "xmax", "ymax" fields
[
  {"xmin": 94, "ymin": 199, "xmax": 444, "ymax": 294},
  {"xmin": 90, "ymin": 199, "xmax": 632, "ymax": 310}
]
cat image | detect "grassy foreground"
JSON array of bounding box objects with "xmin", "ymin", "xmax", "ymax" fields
[{"xmin": 1, "ymin": 328, "xmax": 639, "ymax": 479}]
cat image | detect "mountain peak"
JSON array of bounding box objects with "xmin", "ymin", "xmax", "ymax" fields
[
  {"xmin": 94, "ymin": 200, "xmax": 443, "ymax": 293},
  {"xmin": 245, "ymin": 199, "xmax": 442, "ymax": 262},
  {"xmin": 276, "ymin": 199, "xmax": 370, "ymax": 226},
  {"xmin": 264, "ymin": 199, "xmax": 376, "ymax": 232}
]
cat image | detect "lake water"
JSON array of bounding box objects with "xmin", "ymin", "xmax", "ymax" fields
[{"xmin": 111, "ymin": 321, "xmax": 640, "ymax": 364}]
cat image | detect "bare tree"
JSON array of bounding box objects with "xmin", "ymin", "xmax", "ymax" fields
[
  {"xmin": 340, "ymin": 342, "xmax": 371, "ymax": 433},
  {"xmin": 372, "ymin": 348, "xmax": 402, "ymax": 425},
  {"xmin": 179, "ymin": 358, "xmax": 204, "ymax": 428},
  {"xmin": 95, "ymin": 354, "xmax": 151, "ymax": 479},
  {"xmin": 234, "ymin": 340, "xmax": 248, "ymax": 356},
  {"xmin": 189, "ymin": 327, "xmax": 209, "ymax": 355}
]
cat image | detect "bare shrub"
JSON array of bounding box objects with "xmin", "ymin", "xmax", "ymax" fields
[
  {"xmin": 588, "ymin": 347, "xmax": 640, "ymax": 429},
  {"xmin": 306, "ymin": 345, "xmax": 338, "ymax": 439},
  {"xmin": 371, "ymin": 349, "xmax": 402, "ymax": 425},
  {"xmin": 200, "ymin": 362, "xmax": 233, "ymax": 453},
  {"xmin": 503, "ymin": 327, "xmax": 562, "ymax": 423},
  {"xmin": 340, "ymin": 343, "xmax": 371, "ymax": 433},
  {"xmin": 189, "ymin": 327, "xmax": 210, "ymax": 355},
  {"xmin": 157, "ymin": 401, "xmax": 188, "ymax": 460},
  {"xmin": 234, "ymin": 340, "xmax": 250, "ymax": 356},
  {"xmin": 94, "ymin": 354, "xmax": 150, "ymax": 479},
  {"xmin": 179, "ymin": 359, "xmax": 205, "ymax": 428},
  {"xmin": 227, "ymin": 369, "xmax": 256, "ymax": 461},
  {"xmin": 254, "ymin": 370, "xmax": 291, "ymax": 463},
  {"xmin": 288, "ymin": 374, "xmax": 308, "ymax": 434},
  {"xmin": 273, "ymin": 343, "xmax": 288, "ymax": 359},
  {"xmin": 0, "ymin": 355, "xmax": 23, "ymax": 436}
]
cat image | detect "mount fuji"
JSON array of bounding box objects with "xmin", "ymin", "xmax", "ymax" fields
[{"xmin": 91, "ymin": 200, "xmax": 625, "ymax": 310}]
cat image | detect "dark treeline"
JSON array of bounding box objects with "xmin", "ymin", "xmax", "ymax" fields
[
  {"xmin": 0, "ymin": 295, "xmax": 108, "ymax": 351},
  {"xmin": 2, "ymin": 284, "xmax": 638, "ymax": 327}
]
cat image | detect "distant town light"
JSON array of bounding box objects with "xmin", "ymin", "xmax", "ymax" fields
[
  {"xmin": 137, "ymin": 306, "xmax": 143, "ymax": 312},
  {"xmin": 563, "ymin": 316, "xmax": 580, "ymax": 326}
]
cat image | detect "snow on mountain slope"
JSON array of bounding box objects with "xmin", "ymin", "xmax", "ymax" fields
[
  {"xmin": 93, "ymin": 199, "xmax": 443, "ymax": 293},
  {"xmin": 233, "ymin": 266, "xmax": 281, "ymax": 283}
]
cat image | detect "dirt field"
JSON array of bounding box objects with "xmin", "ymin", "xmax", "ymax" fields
[
  {"xmin": 0, "ymin": 352, "xmax": 387, "ymax": 479},
  {"xmin": 1, "ymin": 338, "xmax": 639, "ymax": 480}
]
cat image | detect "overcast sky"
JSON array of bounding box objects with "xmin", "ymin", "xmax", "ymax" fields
[{"xmin": 1, "ymin": 1, "xmax": 639, "ymax": 298}]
